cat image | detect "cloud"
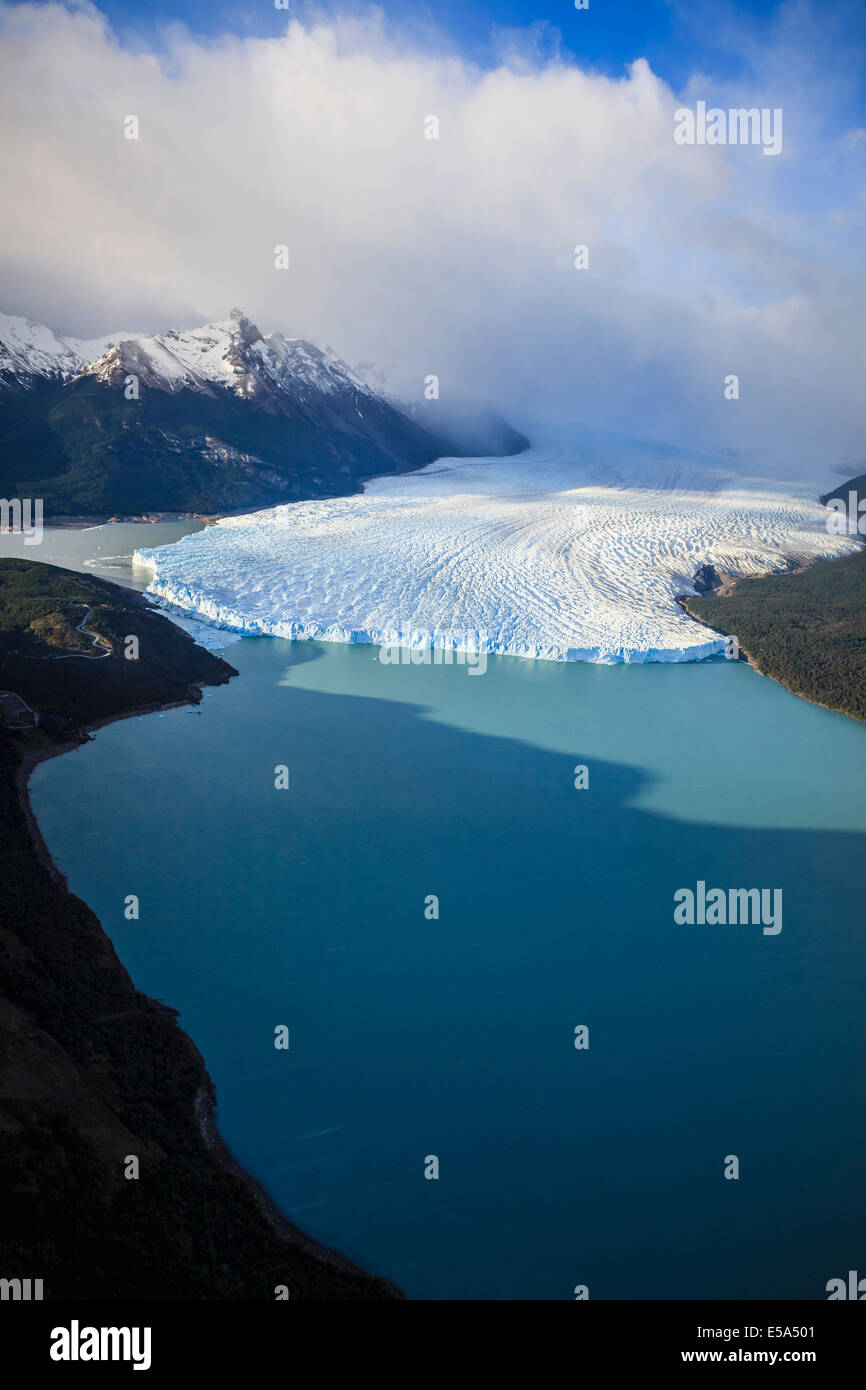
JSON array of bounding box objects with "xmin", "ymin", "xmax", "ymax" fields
[{"xmin": 0, "ymin": 0, "xmax": 864, "ymax": 476}]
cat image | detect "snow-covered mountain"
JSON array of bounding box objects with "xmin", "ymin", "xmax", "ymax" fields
[
  {"xmin": 79, "ymin": 309, "xmax": 383, "ymax": 408},
  {"xmin": 0, "ymin": 308, "xmax": 527, "ymax": 516},
  {"xmin": 0, "ymin": 311, "xmax": 133, "ymax": 388},
  {"xmin": 0, "ymin": 307, "xmax": 376, "ymax": 405}
]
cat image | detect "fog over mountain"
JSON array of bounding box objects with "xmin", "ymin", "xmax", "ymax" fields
[
  {"xmin": 0, "ymin": 306, "xmax": 526, "ymax": 514},
  {"xmin": 0, "ymin": 2, "xmax": 864, "ymax": 478}
]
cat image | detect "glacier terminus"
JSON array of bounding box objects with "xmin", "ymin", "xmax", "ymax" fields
[{"xmin": 134, "ymin": 444, "xmax": 856, "ymax": 665}]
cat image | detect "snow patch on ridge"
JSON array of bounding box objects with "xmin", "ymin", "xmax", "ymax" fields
[
  {"xmin": 134, "ymin": 446, "xmax": 857, "ymax": 664},
  {"xmin": 0, "ymin": 311, "xmax": 134, "ymax": 385},
  {"xmin": 0, "ymin": 307, "xmax": 373, "ymax": 403}
]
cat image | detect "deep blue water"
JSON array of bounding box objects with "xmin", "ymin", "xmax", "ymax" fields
[{"xmin": 31, "ymin": 631, "xmax": 866, "ymax": 1300}]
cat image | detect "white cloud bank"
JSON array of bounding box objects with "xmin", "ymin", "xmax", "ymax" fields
[{"xmin": 0, "ymin": 1, "xmax": 864, "ymax": 476}]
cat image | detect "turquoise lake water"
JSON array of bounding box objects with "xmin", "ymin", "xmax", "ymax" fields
[{"xmin": 29, "ymin": 599, "xmax": 866, "ymax": 1300}]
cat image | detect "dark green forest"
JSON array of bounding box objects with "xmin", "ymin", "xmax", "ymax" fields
[
  {"xmin": 684, "ymin": 547, "xmax": 866, "ymax": 723},
  {"xmin": 0, "ymin": 371, "xmax": 499, "ymax": 517}
]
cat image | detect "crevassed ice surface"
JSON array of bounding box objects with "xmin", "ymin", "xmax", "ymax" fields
[{"xmin": 135, "ymin": 446, "xmax": 855, "ymax": 663}]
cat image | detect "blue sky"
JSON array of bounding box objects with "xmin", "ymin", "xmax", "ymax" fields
[
  {"xmin": 88, "ymin": 0, "xmax": 866, "ymax": 127},
  {"xmin": 5, "ymin": 0, "xmax": 863, "ymax": 139}
]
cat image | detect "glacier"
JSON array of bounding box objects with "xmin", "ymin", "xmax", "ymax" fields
[{"xmin": 134, "ymin": 445, "xmax": 856, "ymax": 665}]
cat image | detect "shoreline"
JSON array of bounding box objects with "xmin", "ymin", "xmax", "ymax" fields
[
  {"xmin": 15, "ymin": 678, "xmax": 401, "ymax": 1297},
  {"xmin": 677, "ymin": 543, "xmax": 866, "ymax": 724},
  {"xmin": 680, "ymin": 606, "xmax": 866, "ymax": 723},
  {"xmin": 43, "ymin": 512, "xmax": 225, "ymax": 529},
  {"xmin": 15, "ymin": 686, "xmax": 215, "ymax": 885},
  {"xmin": 193, "ymin": 1084, "xmax": 394, "ymax": 1285}
]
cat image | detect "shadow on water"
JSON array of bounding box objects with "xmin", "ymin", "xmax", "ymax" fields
[{"xmin": 30, "ymin": 638, "xmax": 866, "ymax": 1300}]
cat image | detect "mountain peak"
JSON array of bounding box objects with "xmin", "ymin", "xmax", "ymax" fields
[
  {"xmin": 212, "ymin": 307, "xmax": 262, "ymax": 340},
  {"xmin": 0, "ymin": 305, "xmax": 526, "ymax": 517},
  {"xmin": 0, "ymin": 310, "xmax": 136, "ymax": 389},
  {"xmin": 1, "ymin": 308, "xmax": 363, "ymax": 404}
]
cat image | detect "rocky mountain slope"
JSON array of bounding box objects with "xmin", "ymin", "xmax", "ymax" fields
[{"xmin": 0, "ymin": 310, "xmax": 527, "ymax": 517}]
